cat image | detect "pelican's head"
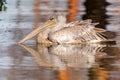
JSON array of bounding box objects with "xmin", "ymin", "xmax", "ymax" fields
[
  {"xmin": 44, "ymin": 15, "xmax": 67, "ymax": 32},
  {"xmin": 18, "ymin": 16, "xmax": 58, "ymax": 44},
  {"xmin": 18, "ymin": 15, "xmax": 66, "ymax": 44},
  {"xmin": 41, "ymin": 15, "xmax": 67, "ymax": 29},
  {"xmin": 49, "ymin": 15, "xmax": 66, "ymax": 25},
  {"xmin": 44, "ymin": 17, "xmax": 58, "ymax": 29}
]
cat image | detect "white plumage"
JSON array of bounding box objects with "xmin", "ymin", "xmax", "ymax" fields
[{"xmin": 19, "ymin": 15, "xmax": 112, "ymax": 44}]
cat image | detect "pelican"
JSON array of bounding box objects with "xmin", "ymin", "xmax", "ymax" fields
[{"xmin": 18, "ymin": 15, "xmax": 113, "ymax": 44}]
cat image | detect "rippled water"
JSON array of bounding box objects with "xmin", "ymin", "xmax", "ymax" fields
[{"xmin": 0, "ymin": 0, "xmax": 120, "ymax": 80}]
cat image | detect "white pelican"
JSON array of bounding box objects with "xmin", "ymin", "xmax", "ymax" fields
[{"xmin": 18, "ymin": 15, "xmax": 113, "ymax": 44}]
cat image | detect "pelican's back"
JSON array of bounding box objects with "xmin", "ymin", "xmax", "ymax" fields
[{"xmin": 48, "ymin": 19, "xmax": 108, "ymax": 44}]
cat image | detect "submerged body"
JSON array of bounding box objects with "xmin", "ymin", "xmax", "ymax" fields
[{"xmin": 19, "ymin": 15, "xmax": 113, "ymax": 44}]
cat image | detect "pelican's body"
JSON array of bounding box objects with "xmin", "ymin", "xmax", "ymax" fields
[
  {"xmin": 47, "ymin": 24, "xmax": 104, "ymax": 44},
  {"xmin": 19, "ymin": 15, "xmax": 113, "ymax": 44},
  {"xmin": 37, "ymin": 16, "xmax": 107, "ymax": 44},
  {"xmin": 48, "ymin": 26, "xmax": 79, "ymax": 44}
]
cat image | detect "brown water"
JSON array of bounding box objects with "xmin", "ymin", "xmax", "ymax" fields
[{"xmin": 0, "ymin": 0, "xmax": 120, "ymax": 80}]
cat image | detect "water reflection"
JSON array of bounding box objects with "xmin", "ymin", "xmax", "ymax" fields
[
  {"xmin": 83, "ymin": 0, "xmax": 109, "ymax": 29},
  {"xmin": 106, "ymin": 0, "xmax": 120, "ymax": 46},
  {"xmin": 19, "ymin": 44, "xmax": 120, "ymax": 80},
  {"xmin": 67, "ymin": 0, "xmax": 79, "ymax": 22},
  {"xmin": 20, "ymin": 44, "xmax": 107, "ymax": 69},
  {"xmin": 0, "ymin": 0, "xmax": 7, "ymax": 11},
  {"xmin": 0, "ymin": 0, "xmax": 120, "ymax": 80}
]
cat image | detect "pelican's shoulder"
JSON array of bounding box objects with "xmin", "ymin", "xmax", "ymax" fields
[{"xmin": 65, "ymin": 19, "xmax": 92, "ymax": 27}]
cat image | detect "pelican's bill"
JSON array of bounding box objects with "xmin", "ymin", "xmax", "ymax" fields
[{"xmin": 18, "ymin": 19, "xmax": 58, "ymax": 44}]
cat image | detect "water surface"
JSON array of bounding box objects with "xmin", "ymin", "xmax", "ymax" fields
[{"xmin": 0, "ymin": 0, "xmax": 120, "ymax": 80}]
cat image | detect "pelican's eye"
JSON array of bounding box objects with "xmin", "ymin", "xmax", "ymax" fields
[{"xmin": 49, "ymin": 17, "xmax": 54, "ymax": 20}]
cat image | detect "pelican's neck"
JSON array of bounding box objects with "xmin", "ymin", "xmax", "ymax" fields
[{"xmin": 50, "ymin": 23, "xmax": 65, "ymax": 32}]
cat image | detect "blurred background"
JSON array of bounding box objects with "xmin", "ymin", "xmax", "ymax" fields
[{"xmin": 0, "ymin": 0, "xmax": 120, "ymax": 80}]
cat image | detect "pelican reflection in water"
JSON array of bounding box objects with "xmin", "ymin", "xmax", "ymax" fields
[
  {"xmin": 19, "ymin": 44, "xmax": 107, "ymax": 69},
  {"xmin": 18, "ymin": 15, "xmax": 113, "ymax": 44}
]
